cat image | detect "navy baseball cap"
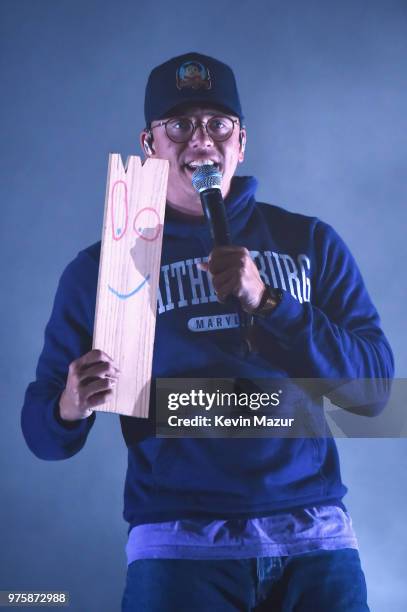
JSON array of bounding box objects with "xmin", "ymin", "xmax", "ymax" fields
[{"xmin": 144, "ymin": 52, "xmax": 243, "ymax": 126}]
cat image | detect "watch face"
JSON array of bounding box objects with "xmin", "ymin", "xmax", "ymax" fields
[
  {"xmin": 269, "ymin": 287, "xmax": 283, "ymax": 302},
  {"xmin": 255, "ymin": 285, "xmax": 281, "ymax": 316}
]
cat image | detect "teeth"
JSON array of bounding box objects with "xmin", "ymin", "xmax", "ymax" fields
[{"xmin": 186, "ymin": 160, "xmax": 216, "ymax": 168}]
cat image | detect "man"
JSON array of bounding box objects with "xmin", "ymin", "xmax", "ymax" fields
[{"xmin": 22, "ymin": 52, "xmax": 394, "ymax": 611}]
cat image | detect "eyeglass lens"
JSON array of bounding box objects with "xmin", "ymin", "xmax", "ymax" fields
[{"xmin": 165, "ymin": 116, "xmax": 235, "ymax": 143}]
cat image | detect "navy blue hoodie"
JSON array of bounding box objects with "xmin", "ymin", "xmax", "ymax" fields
[{"xmin": 21, "ymin": 176, "xmax": 394, "ymax": 529}]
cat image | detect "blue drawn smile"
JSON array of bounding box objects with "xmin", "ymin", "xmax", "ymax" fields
[{"xmin": 108, "ymin": 274, "xmax": 150, "ymax": 299}]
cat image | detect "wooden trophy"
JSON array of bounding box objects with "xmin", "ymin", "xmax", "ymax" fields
[{"xmin": 93, "ymin": 154, "xmax": 168, "ymax": 417}]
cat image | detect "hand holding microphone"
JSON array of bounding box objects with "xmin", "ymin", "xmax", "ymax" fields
[
  {"xmin": 192, "ymin": 165, "xmax": 266, "ymax": 314},
  {"xmin": 199, "ymin": 245, "xmax": 265, "ymax": 312}
]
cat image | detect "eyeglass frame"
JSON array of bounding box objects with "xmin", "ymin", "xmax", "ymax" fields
[{"xmin": 147, "ymin": 114, "xmax": 242, "ymax": 144}]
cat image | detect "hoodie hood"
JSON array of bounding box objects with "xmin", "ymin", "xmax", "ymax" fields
[{"xmin": 163, "ymin": 175, "xmax": 258, "ymax": 240}]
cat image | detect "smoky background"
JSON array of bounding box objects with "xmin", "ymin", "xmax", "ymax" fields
[{"xmin": 1, "ymin": 1, "xmax": 406, "ymax": 610}]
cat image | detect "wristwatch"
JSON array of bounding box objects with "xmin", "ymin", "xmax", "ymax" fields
[{"xmin": 253, "ymin": 285, "xmax": 283, "ymax": 317}]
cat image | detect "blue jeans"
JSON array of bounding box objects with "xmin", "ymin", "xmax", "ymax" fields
[{"xmin": 121, "ymin": 548, "xmax": 369, "ymax": 611}]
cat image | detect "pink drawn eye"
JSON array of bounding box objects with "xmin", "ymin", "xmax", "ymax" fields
[
  {"xmin": 133, "ymin": 207, "xmax": 161, "ymax": 242},
  {"xmin": 111, "ymin": 180, "xmax": 129, "ymax": 241}
]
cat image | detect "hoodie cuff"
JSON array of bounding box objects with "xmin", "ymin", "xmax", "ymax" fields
[
  {"xmin": 46, "ymin": 394, "xmax": 95, "ymax": 438},
  {"xmin": 254, "ymin": 289, "xmax": 305, "ymax": 340}
]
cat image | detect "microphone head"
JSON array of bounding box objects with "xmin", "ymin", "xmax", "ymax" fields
[{"xmin": 191, "ymin": 164, "xmax": 222, "ymax": 193}]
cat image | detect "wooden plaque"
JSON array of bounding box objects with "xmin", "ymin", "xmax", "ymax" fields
[{"xmin": 93, "ymin": 154, "xmax": 169, "ymax": 417}]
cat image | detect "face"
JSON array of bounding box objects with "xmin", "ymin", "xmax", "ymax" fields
[{"xmin": 140, "ymin": 106, "xmax": 246, "ymax": 216}]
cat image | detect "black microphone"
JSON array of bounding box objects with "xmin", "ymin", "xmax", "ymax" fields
[
  {"xmin": 192, "ymin": 165, "xmax": 250, "ymax": 331},
  {"xmin": 191, "ymin": 164, "xmax": 230, "ymax": 246}
]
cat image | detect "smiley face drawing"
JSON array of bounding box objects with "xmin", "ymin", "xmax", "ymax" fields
[{"xmin": 108, "ymin": 179, "xmax": 162, "ymax": 300}]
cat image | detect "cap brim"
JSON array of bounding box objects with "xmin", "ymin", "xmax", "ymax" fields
[{"xmin": 159, "ymin": 101, "xmax": 241, "ymax": 120}]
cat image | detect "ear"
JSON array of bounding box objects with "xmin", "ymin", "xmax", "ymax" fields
[
  {"xmin": 140, "ymin": 130, "xmax": 155, "ymax": 157},
  {"xmin": 238, "ymin": 128, "xmax": 246, "ymax": 162}
]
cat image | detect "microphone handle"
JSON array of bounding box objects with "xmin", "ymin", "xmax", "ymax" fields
[
  {"xmin": 199, "ymin": 188, "xmax": 231, "ymax": 246},
  {"xmin": 199, "ymin": 188, "xmax": 250, "ymax": 331}
]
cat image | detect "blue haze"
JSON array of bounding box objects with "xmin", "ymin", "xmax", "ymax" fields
[{"xmin": 1, "ymin": 1, "xmax": 406, "ymax": 610}]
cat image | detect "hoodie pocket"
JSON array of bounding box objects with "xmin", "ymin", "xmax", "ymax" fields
[{"xmin": 152, "ymin": 437, "xmax": 325, "ymax": 500}]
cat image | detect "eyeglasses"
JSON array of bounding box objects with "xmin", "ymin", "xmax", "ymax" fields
[{"xmin": 149, "ymin": 115, "xmax": 240, "ymax": 143}]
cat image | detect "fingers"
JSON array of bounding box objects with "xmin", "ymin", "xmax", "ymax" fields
[
  {"xmin": 78, "ymin": 360, "xmax": 120, "ymax": 382},
  {"xmin": 197, "ymin": 261, "xmax": 209, "ymax": 272},
  {"xmin": 74, "ymin": 350, "xmax": 120, "ymax": 406},
  {"xmin": 75, "ymin": 349, "xmax": 117, "ymax": 370},
  {"xmin": 211, "ymin": 268, "xmax": 241, "ymax": 302},
  {"xmin": 80, "ymin": 376, "xmax": 117, "ymax": 404},
  {"xmin": 60, "ymin": 349, "xmax": 121, "ymax": 421},
  {"xmin": 86, "ymin": 389, "xmax": 115, "ymax": 410},
  {"xmin": 207, "ymin": 246, "xmax": 248, "ymax": 275},
  {"xmin": 198, "ymin": 258, "xmax": 241, "ymax": 301},
  {"xmin": 69, "ymin": 350, "xmax": 120, "ymax": 387},
  {"xmin": 199, "ymin": 246, "xmax": 265, "ymax": 311}
]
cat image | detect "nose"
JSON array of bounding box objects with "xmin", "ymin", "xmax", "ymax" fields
[{"xmin": 189, "ymin": 122, "xmax": 214, "ymax": 148}]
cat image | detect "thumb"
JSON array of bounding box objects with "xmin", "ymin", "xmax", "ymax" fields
[{"xmin": 197, "ymin": 261, "xmax": 209, "ymax": 272}]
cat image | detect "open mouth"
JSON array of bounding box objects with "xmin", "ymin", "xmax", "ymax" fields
[{"xmin": 183, "ymin": 160, "xmax": 221, "ymax": 174}]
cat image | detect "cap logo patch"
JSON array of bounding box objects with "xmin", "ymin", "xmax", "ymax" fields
[{"xmin": 176, "ymin": 61, "xmax": 211, "ymax": 90}]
